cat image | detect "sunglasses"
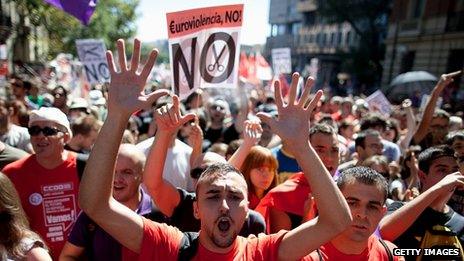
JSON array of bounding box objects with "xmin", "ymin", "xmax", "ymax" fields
[
  {"xmin": 190, "ymin": 166, "xmax": 207, "ymax": 179},
  {"xmin": 28, "ymin": 126, "xmax": 62, "ymax": 136}
]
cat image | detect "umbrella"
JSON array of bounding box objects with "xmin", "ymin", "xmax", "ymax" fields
[
  {"xmin": 384, "ymin": 71, "xmax": 438, "ymax": 104},
  {"xmin": 390, "ymin": 71, "xmax": 438, "ymax": 86}
]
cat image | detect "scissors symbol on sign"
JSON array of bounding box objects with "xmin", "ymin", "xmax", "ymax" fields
[{"xmin": 207, "ymin": 45, "xmax": 226, "ymax": 72}]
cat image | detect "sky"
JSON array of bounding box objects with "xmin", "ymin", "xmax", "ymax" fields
[{"xmin": 135, "ymin": 0, "xmax": 270, "ymax": 45}]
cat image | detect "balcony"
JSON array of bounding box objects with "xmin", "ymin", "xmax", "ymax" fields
[
  {"xmin": 297, "ymin": 0, "xmax": 317, "ymax": 12},
  {"xmin": 399, "ymin": 19, "xmax": 421, "ymax": 36}
]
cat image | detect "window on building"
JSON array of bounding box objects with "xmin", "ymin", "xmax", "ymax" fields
[
  {"xmin": 322, "ymin": 33, "xmax": 327, "ymax": 45},
  {"xmin": 411, "ymin": 0, "xmax": 425, "ymax": 18},
  {"xmin": 292, "ymin": 22, "xmax": 302, "ymax": 35},
  {"xmin": 330, "ymin": 33, "xmax": 335, "ymax": 45},
  {"xmin": 337, "ymin": 32, "xmax": 342, "ymax": 45},
  {"xmin": 316, "ymin": 33, "xmax": 321, "ymax": 44},
  {"xmin": 346, "ymin": 31, "xmax": 351, "ymax": 45},
  {"xmin": 400, "ymin": 51, "xmax": 415, "ymax": 73}
]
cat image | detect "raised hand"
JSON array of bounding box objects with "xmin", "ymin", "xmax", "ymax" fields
[
  {"xmin": 242, "ymin": 120, "xmax": 263, "ymax": 146},
  {"xmin": 435, "ymin": 70, "xmax": 462, "ymax": 92},
  {"xmin": 257, "ymin": 72, "xmax": 322, "ymax": 149},
  {"xmin": 106, "ymin": 39, "xmax": 169, "ymax": 118},
  {"xmin": 154, "ymin": 95, "xmax": 196, "ymax": 134},
  {"xmin": 187, "ymin": 117, "xmax": 204, "ymax": 149}
]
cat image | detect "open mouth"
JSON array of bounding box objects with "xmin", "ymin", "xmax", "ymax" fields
[
  {"xmin": 217, "ymin": 217, "xmax": 231, "ymax": 233},
  {"xmin": 113, "ymin": 185, "xmax": 125, "ymax": 191}
]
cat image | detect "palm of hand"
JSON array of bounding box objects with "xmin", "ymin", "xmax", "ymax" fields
[
  {"xmin": 274, "ymin": 105, "xmax": 310, "ymax": 141},
  {"xmin": 108, "ymin": 73, "xmax": 150, "ymax": 113}
]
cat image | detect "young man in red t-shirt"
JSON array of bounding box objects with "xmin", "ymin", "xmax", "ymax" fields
[
  {"xmin": 304, "ymin": 167, "xmax": 403, "ymax": 261},
  {"xmin": 78, "ymin": 39, "xmax": 352, "ymax": 260},
  {"xmin": 3, "ymin": 107, "xmax": 79, "ymax": 260}
]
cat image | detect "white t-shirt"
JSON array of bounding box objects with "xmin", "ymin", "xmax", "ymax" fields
[
  {"xmin": 0, "ymin": 124, "xmax": 33, "ymax": 153},
  {"xmin": 137, "ymin": 138, "xmax": 194, "ymax": 191}
]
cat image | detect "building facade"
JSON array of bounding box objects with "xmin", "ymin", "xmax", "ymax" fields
[
  {"xmin": 265, "ymin": 0, "xmax": 359, "ymax": 93},
  {"xmin": 382, "ymin": 0, "xmax": 464, "ymax": 90}
]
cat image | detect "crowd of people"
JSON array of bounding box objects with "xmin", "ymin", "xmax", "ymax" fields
[{"xmin": 0, "ymin": 38, "xmax": 463, "ymax": 260}]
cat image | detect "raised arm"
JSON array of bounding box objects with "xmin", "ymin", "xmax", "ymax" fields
[
  {"xmin": 258, "ymin": 73, "xmax": 352, "ymax": 260},
  {"xmin": 144, "ymin": 96, "xmax": 195, "ymax": 217},
  {"xmin": 187, "ymin": 117, "xmax": 204, "ymax": 167},
  {"xmin": 379, "ymin": 172, "xmax": 464, "ymax": 241},
  {"xmin": 398, "ymin": 100, "xmax": 417, "ymax": 153},
  {"xmin": 413, "ymin": 71, "xmax": 461, "ymax": 144},
  {"xmin": 78, "ymin": 39, "xmax": 169, "ymax": 253},
  {"xmin": 228, "ymin": 120, "xmax": 262, "ymax": 169}
]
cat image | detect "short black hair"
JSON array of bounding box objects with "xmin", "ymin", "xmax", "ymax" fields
[
  {"xmin": 309, "ymin": 123, "xmax": 336, "ymax": 139},
  {"xmin": 360, "ymin": 113, "xmax": 387, "ymax": 131},
  {"xmin": 355, "ymin": 129, "xmax": 380, "ymax": 149},
  {"xmin": 418, "ymin": 145, "xmax": 456, "ymax": 174},
  {"xmin": 195, "ymin": 163, "xmax": 246, "ymax": 196},
  {"xmin": 337, "ymin": 166, "xmax": 388, "ymax": 203},
  {"xmin": 445, "ymin": 130, "xmax": 464, "ymax": 145}
]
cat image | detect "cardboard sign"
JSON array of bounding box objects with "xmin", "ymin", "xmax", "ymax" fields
[
  {"xmin": 271, "ymin": 48, "xmax": 291, "ymax": 75},
  {"xmin": 76, "ymin": 39, "xmax": 110, "ymax": 84},
  {"xmin": 365, "ymin": 90, "xmax": 392, "ymax": 116},
  {"xmin": 166, "ymin": 4, "xmax": 243, "ymax": 100}
]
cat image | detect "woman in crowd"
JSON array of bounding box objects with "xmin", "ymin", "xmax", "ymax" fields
[
  {"xmin": 0, "ymin": 172, "xmax": 51, "ymax": 260},
  {"xmin": 240, "ymin": 146, "xmax": 278, "ymax": 209}
]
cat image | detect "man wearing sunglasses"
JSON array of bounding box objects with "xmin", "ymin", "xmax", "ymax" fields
[{"xmin": 3, "ymin": 107, "xmax": 80, "ymax": 260}]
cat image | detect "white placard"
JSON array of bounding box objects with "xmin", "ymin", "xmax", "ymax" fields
[
  {"xmin": 271, "ymin": 48, "xmax": 292, "ymax": 75},
  {"xmin": 365, "ymin": 90, "xmax": 392, "ymax": 116},
  {"xmin": 76, "ymin": 39, "xmax": 110, "ymax": 84}
]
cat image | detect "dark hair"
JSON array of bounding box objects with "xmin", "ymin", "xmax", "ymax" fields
[
  {"xmin": 195, "ymin": 163, "xmax": 246, "ymax": 195},
  {"xmin": 418, "ymin": 145, "xmax": 456, "ymax": 174},
  {"xmin": 355, "ymin": 129, "xmax": 380, "ymax": 149},
  {"xmin": 71, "ymin": 115, "xmax": 102, "ymax": 136},
  {"xmin": 399, "ymin": 146, "xmax": 422, "ymax": 179},
  {"xmin": 445, "ymin": 130, "xmax": 464, "ymax": 145},
  {"xmin": 337, "ymin": 166, "xmax": 388, "ymax": 203},
  {"xmin": 309, "ymin": 123, "xmax": 336, "ymax": 139},
  {"xmin": 52, "ymin": 85, "xmax": 68, "ymax": 97},
  {"xmin": 385, "ymin": 118, "xmax": 400, "ymax": 143},
  {"xmin": 360, "ymin": 113, "xmax": 387, "ymax": 131},
  {"xmin": 240, "ymin": 146, "xmax": 278, "ymax": 197}
]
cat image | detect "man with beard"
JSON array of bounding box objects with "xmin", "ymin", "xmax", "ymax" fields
[
  {"xmin": 255, "ymin": 123, "xmax": 341, "ymax": 233},
  {"xmin": 305, "ymin": 167, "xmax": 402, "ymax": 261},
  {"xmin": 78, "ymin": 39, "xmax": 351, "ymax": 260}
]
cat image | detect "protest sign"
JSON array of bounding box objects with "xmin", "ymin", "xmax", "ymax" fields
[
  {"xmin": 271, "ymin": 48, "xmax": 291, "ymax": 75},
  {"xmin": 166, "ymin": 4, "xmax": 243, "ymax": 100},
  {"xmin": 76, "ymin": 39, "xmax": 110, "ymax": 84},
  {"xmin": 365, "ymin": 90, "xmax": 392, "ymax": 116}
]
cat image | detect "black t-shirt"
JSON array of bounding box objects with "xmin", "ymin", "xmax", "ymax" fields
[
  {"xmin": 387, "ymin": 201, "xmax": 464, "ymax": 260},
  {"xmin": 149, "ymin": 188, "xmax": 266, "ymax": 236},
  {"xmin": 204, "ymin": 127, "xmax": 224, "ymax": 145}
]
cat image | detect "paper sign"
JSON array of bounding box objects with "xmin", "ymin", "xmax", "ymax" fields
[
  {"xmin": 76, "ymin": 39, "xmax": 110, "ymax": 84},
  {"xmin": 166, "ymin": 4, "xmax": 243, "ymax": 100},
  {"xmin": 272, "ymin": 48, "xmax": 292, "ymax": 75},
  {"xmin": 365, "ymin": 90, "xmax": 392, "ymax": 115}
]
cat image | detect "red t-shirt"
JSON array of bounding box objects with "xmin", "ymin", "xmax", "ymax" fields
[
  {"xmin": 303, "ymin": 235, "xmax": 400, "ymax": 261},
  {"xmin": 255, "ymin": 173, "xmax": 310, "ymax": 233},
  {"xmin": 135, "ymin": 217, "xmax": 287, "ymax": 261},
  {"xmin": 3, "ymin": 153, "xmax": 80, "ymax": 260}
]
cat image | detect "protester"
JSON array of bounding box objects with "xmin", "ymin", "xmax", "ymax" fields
[
  {"xmin": 379, "ymin": 146, "xmax": 464, "ymax": 255},
  {"xmin": 240, "ymin": 146, "xmax": 278, "ymax": 209},
  {"xmin": 60, "ymin": 144, "xmax": 152, "ymax": 261},
  {"xmin": 65, "ymin": 115, "xmax": 102, "ymax": 154},
  {"xmin": 0, "ymin": 98, "xmax": 33, "ymax": 153},
  {"xmin": 0, "ymin": 172, "xmax": 51, "ymax": 260},
  {"xmin": 304, "ymin": 167, "xmax": 402, "ymax": 261},
  {"xmin": 255, "ymin": 123, "xmax": 341, "ymax": 233},
  {"xmin": 2, "ymin": 107, "xmax": 80, "ymax": 259},
  {"xmin": 78, "ymin": 39, "xmax": 351, "ymax": 260}
]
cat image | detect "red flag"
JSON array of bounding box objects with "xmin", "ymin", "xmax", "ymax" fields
[{"xmin": 239, "ymin": 51, "xmax": 249, "ymax": 78}]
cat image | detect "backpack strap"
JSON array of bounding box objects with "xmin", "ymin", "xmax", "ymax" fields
[
  {"xmin": 379, "ymin": 238, "xmax": 394, "ymax": 261},
  {"xmin": 178, "ymin": 231, "xmax": 199, "ymax": 261},
  {"xmin": 316, "ymin": 248, "xmax": 324, "ymax": 261}
]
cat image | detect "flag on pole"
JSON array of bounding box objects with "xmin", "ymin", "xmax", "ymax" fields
[{"xmin": 44, "ymin": 0, "xmax": 97, "ymax": 25}]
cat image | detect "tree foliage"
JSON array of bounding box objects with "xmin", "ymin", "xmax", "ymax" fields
[
  {"xmin": 12, "ymin": 0, "xmax": 139, "ymax": 60},
  {"xmin": 318, "ymin": 0, "xmax": 392, "ymax": 88}
]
